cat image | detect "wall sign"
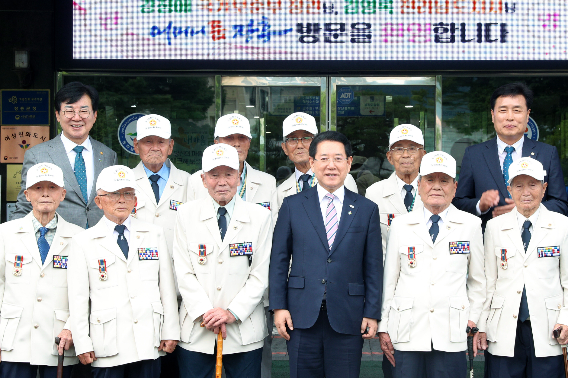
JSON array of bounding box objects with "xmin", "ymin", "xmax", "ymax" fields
[
  {"xmin": 1, "ymin": 126, "xmax": 50, "ymax": 163},
  {"xmin": 1, "ymin": 90, "xmax": 50, "ymax": 125},
  {"xmin": 6, "ymin": 165, "xmax": 22, "ymax": 202}
]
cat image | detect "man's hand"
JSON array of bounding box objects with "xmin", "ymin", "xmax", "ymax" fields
[
  {"xmin": 467, "ymin": 320, "xmax": 479, "ymax": 356},
  {"xmin": 213, "ymin": 323, "xmax": 228, "ymax": 339},
  {"xmin": 78, "ymin": 351, "xmax": 96, "ymax": 365},
  {"xmin": 57, "ymin": 329, "xmax": 74, "ymax": 355},
  {"xmin": 274, "ymin": 309, "xmax": 294, "ymax": 341},
  {"xmin": 479, "ymin": 189, "xmax": 500, "ymax": 213},
  {"xmin": 361, "ymin": 318, "xmax": 377, "ymax": 340},
  {"xmin": 159, "ymin": 340, "xmax": 178, "ymax": 353},
  {"xmin": 477, "ymin": 332, "xmax": 488, "ymax": 352},
  {"xmin": 553, "ymin": 323, "xmax": 568, "ymax": 344},
  {"xmin": 378, "ymin": 332, "xmax": 395, "ymax": 366},
  {"xmin": 492, "ymin": 198, "xmax": 515, "ymax": 218},
  {"xmin": 202, "ymin": 308, "xmax": 236, "ymax": 330}
]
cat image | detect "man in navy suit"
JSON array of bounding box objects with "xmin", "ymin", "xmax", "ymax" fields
[
  {"xmin": 269, "ymin": 131, "xmax": 383, "ymax": 378},
  {"xmin": 453, "ymin": 82, "xmax": 568, "ymax": 228}
]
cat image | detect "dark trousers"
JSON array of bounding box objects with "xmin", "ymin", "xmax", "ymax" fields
[
  {"xmin": 382, "ymin": 355, "xmax": 394, "ymax": 378},
  {"xmin": 177, "ymin": 346, "xmax": 262, "ymax": 378},
  {"xmin": 485, "ymin": 320, "xmax": 564, "ymax": 378},
  {"xmin": 91, "ymin": 359, "xmax": 161, "ymax": 378},
  {"xmin": 1, "ymin": 362, "xmax": 73, "ymax": 378},
  {"xmin": 286, "ymin": 304, "xmax": 364, "ymax": 378},
  {"xmin": 159, "ymin": 349, "xmax": 179, "ymax": 378},
  {"xmin": 392, "ymin": 349, "xmax": 466, "ymax": 378}
]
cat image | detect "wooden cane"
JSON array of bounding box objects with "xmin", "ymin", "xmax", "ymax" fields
[
  {"xmin": 216, "ymin": 331, "xmax": 224, "ymax": 378},
  {"xmin": 55, "ymin": 337, "xmax": 64, "ymax": 378},
  {"xmin": 563, "ymin": 346, "xmax": 568, "ymax": 378}
]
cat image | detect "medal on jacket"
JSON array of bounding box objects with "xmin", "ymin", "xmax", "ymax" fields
[
  {"xmin": 408, "ymin": 247, "xmax": 416, "ymax": 268},
  {"xmin": 13, "ymin": 255, "xmax": 23, "ymax": 276},
  {"xmin": 500, "ymin": 249, "xmax": 508, "ymax": 270},
  {"xmin": 387, "ymin": 214, "xmax": 395, "ymax": 229},
  {"xmin": 98, "ymin": 259, "xmax": 108, "ymax": 281},
  {"xmin": 198, "ymin": 244, "xmax": 207, "ymax": 265}
]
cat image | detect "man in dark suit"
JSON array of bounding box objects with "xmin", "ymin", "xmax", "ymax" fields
[
  {"xmin": 269, "ymin": 131, "xmax": 383, "ymax": 378},
  {"xmin": 453, "ymin": 82, "xmax": 568, "ymax": 228},
  {"xmin": 14, "ymin": 82, "xmax": 117, "ymax": 228}
]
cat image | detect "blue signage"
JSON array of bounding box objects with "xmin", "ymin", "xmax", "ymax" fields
[
  {"xmin": 294, "ymin": 96, "xmax": 320, "ymax": 116},
  {"xmin": 118, "ymin": 113, "xmax": 145, "ymax": 154},
  {"xmin": 525, "ymin": 117, "xmax": 539, "ymax": 141},
  {"xmin": 1, "ymin": 90, "xmax": 50, "ymax": 125},
  {"xmin": 337, "ymin": 87, "xmax": 355, "ymax": 106}
]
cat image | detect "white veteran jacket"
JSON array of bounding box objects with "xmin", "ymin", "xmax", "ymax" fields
[
  {"xmin": 190, "ymin": 161, "xmax": 278, "ymax": 225},
  {"xmin": 132, "ymin": 160, "xmax": 194, "ymax": 253},
  {"xmin": 365, "ymin": 173, "xmax": 423, "ymax": 259},
  {"xmin": 0, "ymin": 213, "xmax": 81, "ymax": 366},
  {"xmin": 68, "ymin": 217, "xmax": 180, "ymax": 368},
  {"xmin": 276, "ymin": 171, "xmax": 358, "ymax": 210},
  {"xmin": 173, "ymin": 195, "xmax": 272, "ymax": 355},
  {"xmin": 378, "ymin": 205, "xmax": 485, "ymax": 352},
  {"xmin": 479, "ymin": 205, "xmax": 568, "ymax": 358}
]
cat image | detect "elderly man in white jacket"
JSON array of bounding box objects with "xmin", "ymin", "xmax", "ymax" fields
[
  {"xmin": 478, "ymin": 157, "xmax": 568, "ymax": 378},
  {"xmin": 0, "ymin": 163, "xmax": 83, "ymax": 378},
  {"xmin": 68, "ymin": 165, "xmax": 179, "ymax": 378},
  {"xmin": 174, "ymin": 143, "xmax": 272, "ymax": 378}
]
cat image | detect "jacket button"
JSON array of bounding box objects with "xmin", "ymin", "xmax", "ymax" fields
[
  {"xmin": 517, "ymin": 291, "xmax": 521, "ymax": 294},
  {"xmin": 433, "ymin": 257, "xmax": 437, "ymax": 260},
  {"xmin": 155, "ymin": 214, "xmax": 160, "ymax": 217},
  {"xmin": 37, "ymin": 297, "xmax": 42, "ymax": 302},
  {"xmin": 462, "ymin": 305, "xmax": 465, "ymax": 309},
  {"xmin": 217, "ymin": 287, "xmax": 221, "ymax": 291},
  {"xmin": 97, "ymin": 319, "xmax": 100, "ymax": 323},
  {"xmin": 430, "ymin": 309, "xmax": 434, "ymax": 313},
  {"xmin": 134, "ymin": 319, "xmax": 138, "ymax": 324},
  {"xmin": 218, "ymin": 260, "xmax": 223, "ymax": 264},
  {"xmin": 128, "ymin": 269, "xmax": 132, "ymax": 273},
  {"xmin": 321, "ymin": 279, "xmax": 326, "ymax": 284},
  {"xmin": 327, "ymin": 258, "xmax": 332, "ymax": 263},
  {"xmin": 559, "ymin": 305, "xmax": 562, "ymax": 309},
  {"xmin": 40, "ymin": 273, "xmax": 45, "ymax": 278},
  {"xmin": 513, "ymin": 315, "xmax": 517, "ymax": 318},
  {"xmin": 34, "ymin": 324, "xmax": 39, "ymax": 329}
]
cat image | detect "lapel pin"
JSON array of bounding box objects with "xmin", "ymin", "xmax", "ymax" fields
[
  {"xmin": 349, "ymin": 205, "xmax": 354, "ymax": 208},
  {"xmin": 170, "ymin": 185, "xmax": 174, "ymax": 189},
  {"xmin": 530, "ymin": 152, "xmax": 534, "ymax": 155},
  {"xmin": 447, "ymin": 226, "xmax": 451, "ymax": 230},
  {"xmin": 234, "ymin": 226, "xmax": 237, "ymax": 230},
  {"xmin": 348, "ymin": 211, "xmax": 352, "ymax": 215},
  {"xmin": 137, "ymin": 235, "xmax": 140, "ymax": 239},
  {"xmin": 100, "ymin": 152, "xmax": 103, "ymax": 155}
]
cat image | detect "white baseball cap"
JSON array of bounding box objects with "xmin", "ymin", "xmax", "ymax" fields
[
  {"xmin": 419, "ymin": 151, "xmax": 456, "ymax": 179},
  {"xmin": 389, "ymin": 124, "xmax": 424, "ymax": 149},
  {"xmin": 507, "ymin": 157, "xmax": 546, "ymax": 185},
  {"xmin": 136, "ymin": 114, "xmax": 171, "ymax": 140},
  {"xmin": 26, "ymin": 163, "xmax": 64, "ymax": 189},
  {"xmin": 202, "ymin": 143, "xmax": 239, "ymax": 173},
  {"xmin": 96, "ymin": 165, "xmax": 136, "ymax": 193},
  {"xmin": 283, "ymin": 112, "xmax": 318, "ymax": 138},
  {"xmin": 214, "ymin": 114, "xmax": 252, "ymax": 139}
]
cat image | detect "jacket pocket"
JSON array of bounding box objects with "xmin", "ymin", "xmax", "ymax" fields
[
  {"xmin": 387, "ymin": 297, "xmax": 414, "ymax": 343},
  {"xmin": 179, "ymin": 303, "xmax": 195, "ymax": 344},
  {"xmin": 449, "ymin": 296, "xmax": 470, "ymax": 343},
  {"xmin": 152, "ymin": 302, "xmax": 164, "ymax": 347},
  {"xmin": 89, "ymin": 308, "xmax": 118, "ymax": 358},
  {"xmin": 238, "ymin": 304, "xmax": 267, "ymax": 346},
  {"xmin": 348, "ymin": 283, "xmax": 365, "ymax": 296},
  {"xmin": 51, "ymin": 310, "xmax": 75, "ymax": 356},
  {"xmin": 545, "ymin": 295, "xmax": 563, "ymax": 346},
  {"xmin": 0, "ymin": 303, "xmax": 23, "ymax": 351},
  {"xmin": 487, "ymin": 295, "xmax": 505, "ymax": 342},
  {"xmin": 288, "ymin": 276, "xmax": 304, "ymax": 289}
]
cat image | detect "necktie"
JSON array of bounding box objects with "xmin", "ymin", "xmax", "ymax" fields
[
  {"xmin": 503, "ymin": 146, "xmax": 515, "ymax": 198},
  {"xmin": 299, "ymin": 174, "xmax": 311, "ymax": 191},
  {"xmin": 429, "ymin": 214, "xmax": 440, "ymax": 243},
  {"xmin": 38, "ymin": 227, "xmax": 50, "ymax": 265},
  {"xmin": 403, "ymin": 184, "xmax": 414, "ymax": 211},
  {"xmin": 149, "ymin": 174, "xmax": 160, "ymax": 204},
  {"xmin": 218, "ymin": 207, "xmax": 227, "ymax": 241},
  {"xmin": 73, "ymin": 146, "xmax": 88, "ymax": 203},
  {"xmin": 325, "ymin": 194, "xmax": 339, "ymax": 249},
  {"xmin": 115, "ymin": 224, "xmax": 129, "ymax": 259},
  {"xmin": 519, "ymin": 220, "xmax": 531, "ymax": 322}
]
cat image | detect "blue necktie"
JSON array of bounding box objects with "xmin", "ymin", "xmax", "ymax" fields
[
  {"xmin": 299, "ymin": 174, "xmax": 311, "ymax": 192},
  {"xmin": 38, "ymin": 227, "xmax": 50, "ymax": 265},
  {"xmin": 429, "ymin": 214, "xmax": 440, "ymax": 243},
  {"xmin": 519, "ymin": 220, "xmax": 531, "ymax": 322},
  {"xmin": 503, "ymin": 146, "xmax": 515, "ymax": 198},
  {"xmin": 115, "ymin": 224, "xmax": 129, "ymax": 259},
  {"xmin": 73, "ymin": 146, "xmax": 88, "ymax": 203},
  {"xmin": 149, "ymin": 174, "xmax": 160, "ymax": 204},
  {"xmin": 218, "ymin": 207, "xmax": 227, "ymax": 241},
  {"xmin": 403, "ymin": 184, "xmax": 414, "ymax": 211}
]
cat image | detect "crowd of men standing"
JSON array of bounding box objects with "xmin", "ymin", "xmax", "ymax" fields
[{"xmin": 0, "ymin": 80, "xmax": 567, "ymax": 378}]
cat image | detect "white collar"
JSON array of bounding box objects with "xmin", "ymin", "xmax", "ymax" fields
[
  {"xmin": 60, "ymin": 133, "xmax": 92, "ymax": 154},
  {"xmin": 515, "ymin": 206, "xmax": 541, "ymax": 232},
  {"xmin": 496, "ymin": 136, "xmax": 524, "ymax": 155},
  {"xmin": 211, "ymin": 194, "xmax": 237, "ymax": 219},
  {"xmin": 103, "ymin": 215, "xmax": 131, "ymax": 234},
  {"xmin": 317, "ymin": 184, "xmax": 345, "ymax": 204},
  {"xmin": 395, "ymin": 174, "xmax": 419, "ymax": 193},
  {"xmin": 423, "ymin": 206, "xmax": 450, "ymax": 224},
  {"xmin": 295, "ymin": 168, "xmax": 314, "ymax": 182}
]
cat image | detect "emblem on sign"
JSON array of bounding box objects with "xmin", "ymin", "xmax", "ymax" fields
[
  {"xmin": 408, "ymin": 247, "xmax": 416, "ymax": 268},
  {"xmin": 13, "ymin": 255, "xmax": 23, "ymax": 276},
  {"xmin": 98, "ymin": 259, "xmax": 108, "ymax": 281},
  {"xmin": 198, "ymin": 244, "xmax": 207, "ymax": 265},
  {"xmin": 53, "ymin": 255, "xmax": 68, "ymax": 269},
  {"xmin": 500, "ymin": 249, "xmax": 508, "ymax": 270}
]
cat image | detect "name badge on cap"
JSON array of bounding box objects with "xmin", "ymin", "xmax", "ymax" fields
[
  {"xmin": 53, "ymin": 255, "xmax": 68, "ymax": 269},
  {"xmin": 198, "ymin": 244, "xmax": 207, "ymax": 265},
  {"xmin": 13, "ymin": 255, "xmax": 23, "ymax": 276},
  {"xmin": 407, "ymin": 247, "xmax": 416, "ymax": 268},
  {"xmin": 98, "ymin": 259, "xmax": 108, "ymax": 281},
  {"xmin": 500, "ymin": 249, "xmax": 508, "ymax": 270},
  {"xmin": 449, "ymin": 241, "xmax": 470, "ymax": 255},
  {"xmin": 170, "ymin": 200, "xmax": 183, "ymax": 211},
  {"xmin": 138, "ymin": 248, "xmax": 159, "ymax": 260},
  {"xmin": 538, "ymin": 246, "xmax": 560, "ymax": 258}
]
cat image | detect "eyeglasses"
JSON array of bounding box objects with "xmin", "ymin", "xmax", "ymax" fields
[
  {"xmin": 98, "ymin": 191, "xmax": 136, "ymax": 201},
  {"xmin": 61, "ymin": 109, "xmax": 91, "ymax": 119},
  {"xmin": 390, "ymin": 146, "xmax": 424, "ymax": 155},
  {"xmin": 313, "ymin": 157, "xmax": 349, "ymax": 165},
  {"xmin": 285, "ymin": 136, "xmax": 313, "ymax": 146}
]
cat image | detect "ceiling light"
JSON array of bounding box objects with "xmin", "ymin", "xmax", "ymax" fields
[{"xmin": 405, "ymin": 105, "xmax": 413, "ymax": 108}]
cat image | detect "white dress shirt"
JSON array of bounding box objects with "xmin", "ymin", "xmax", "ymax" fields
[
  {"xmin": 515, "ymin": 207, "xmax": 540, "ymax": 236},
  {"xmin": 395, "ymin": 174, "xmax": 418, "ymax": 204},
  {"xmin": 317, "ymin": 184, "xmax": 345, "ymax": 225},
  {"xmin": 103, "ymin": 216, "xmax": 132, "ymax": 245},
  {"xmin": 60, "ymin": 133, "xmax": 95, "ymax": 200},
  {"xmin": 295, "ymin": 168, "xmax": 315, "ymax": 191},
  {"xmin": 212, "ymin": 195, "xmax": 236, "ymax": 225},
  {"xmin": 423, "ymin": 206, "xmax": 450, "ymax": 230}
]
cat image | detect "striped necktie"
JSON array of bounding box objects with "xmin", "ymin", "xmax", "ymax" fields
[{"xmin": 325, "ymin": 193, "xmax": 339, "ymax": 249}]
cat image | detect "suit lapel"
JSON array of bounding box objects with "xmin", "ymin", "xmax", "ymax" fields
[
  {"xmin": 42, "ymin": 216, "xmax": 74, "ymax": 271},
  {"xmin": 158, "ymin": 161, "xmax": 181, "ymax": 208},
  {"xmin": 221, "ymin": 197, "xmax": 249, "ymax": 252},
  {"xmin": 200, "ymin": 199, "xmax": 223, "ymax": 252},
  {"xmin": 525, "ymin": 206, "xmax": 553, "ymax": 264},
  {"xmin": 330, "ymin": 190, "xmax": 358, "ymax": 256},
  {"xmin": 433, "ymin": 205, "xmax": 460, "ymax": 247},
  {"xmin": 302, "ymin": 188, "xmax": 329, "ymax": 251},
  {"xmin": 134, "ymin": 163, "xmax": 158, "ymax": 207},
  {"xmin": 281, "ymin": 175, "xmax": 296, "ymax": 197},
  {"xmin": 91, "ymin": 139, "xmax": 108, "ymax": 205},
  {"xmin": 128, "ymin": 218, "xmax": 150, "ymax": 266},
  {"xmin": 16, "ymin": 213, "xmax": 43, "ymax": 267},
  {"xmin": 407, "ymin": 211, "xmax": 434, "ymax": 248},
  {"xmin": 521, "ymin": 136, "xmax": 538, "ymax": 159},
  {"xmin": 384, "ymin": 174, "xmax": 408, "ymax": 214},
  {"xmin": 48, "ymin": 135, "xmax": 85, "ymax": 205},
  {"xmin": 93, "ymin": 221, "xmax": 127, "ymax": 263},
  {"xmin": 483, "ymin": 138, "xmax": 509, "ymax": 200},
  {"xmin": 501, "ymin": 211, "xmax": 525, "ymax": 257},
  {"xmin": 245, "ymin": 162, "xmax": 260, "ymax": 203}
]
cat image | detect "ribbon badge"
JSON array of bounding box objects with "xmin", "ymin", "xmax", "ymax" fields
[
  {"xmin": 500, "ymin": 249, "xmax": 508, "ymax": 270},
  {"xmin": 98, "ymin": 259, "xmax": 108, "ymax": 281},
  {"xmin": 198, "ymin": 244, "xmax": 207, "ymax": 265},
  {"xmin": 408, "ymin": 247, "xmax": 416, "ymax": 268},
  {"xmin": 387, "ymin": 214, "xmax": 395, "ymax": 227},
  {"xmin": 13, "ymin": 255, "xmax": 23, "ymax": 276}
]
